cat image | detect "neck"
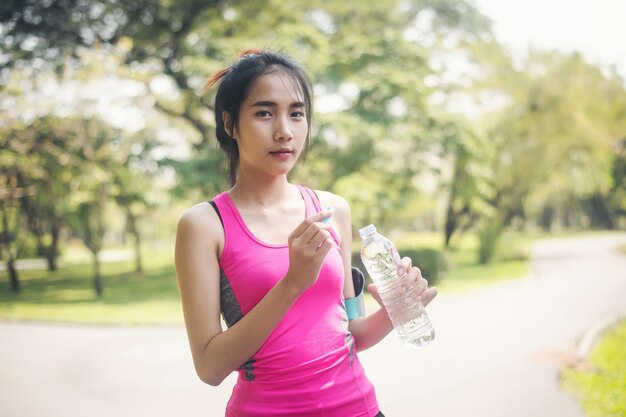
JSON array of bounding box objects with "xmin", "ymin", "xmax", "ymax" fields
[{"xmin": 229, "ymin": 172, "xmax": 295, "ymax": 209}]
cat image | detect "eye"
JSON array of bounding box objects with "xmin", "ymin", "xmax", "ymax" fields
[
  {"xmin": 256, "ymin": 110, "xmax": 272, "ymax": 117},
  {"xmin": 291, "ymin": 111, "xmax": 305, "ymax": 118}
]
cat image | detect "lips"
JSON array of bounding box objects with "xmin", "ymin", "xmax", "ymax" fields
[{"xmin": 269, "ymin": 148, "xmax": 293, "ymax": 155}]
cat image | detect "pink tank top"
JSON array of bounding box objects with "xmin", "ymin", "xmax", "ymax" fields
[{"xmin": 212, "ymin": 185, "xmax": 379, "ymax": 417}]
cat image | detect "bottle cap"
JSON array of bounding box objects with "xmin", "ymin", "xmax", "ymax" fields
[
  {"xmin": 320, "ymin": 207, "xmax": 334, "ymax": 223},
  {"xmin": 358, "ymin": 224, "xmax": 377, "ymax": 238}
]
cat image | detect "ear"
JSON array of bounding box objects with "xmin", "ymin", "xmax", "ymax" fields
[{"xmin": 222, "ymin": 111, "xmax": 235, "ymax": 139}]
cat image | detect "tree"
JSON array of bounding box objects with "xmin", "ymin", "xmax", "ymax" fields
[
  {"xmin": 110, "ymin": 130, "xmax": 159, "ymax": 274},
  {"xmin": 2, "ymin": 0, "xmax": 493, "ymax": 221},
  {"xmin": 0, "ymin": 168, "xmax": 32, "ymax": 292},
  {"xmin": 14, "ymin": 118, "xmax": 77, "ymax": 271},
  {"xmin": 458, "ymin": 45, "xmax": 626, "ymax": 260},
  {"xmin": 437, "ymin": 118, "xmax": 493, "ymax": 248},
  {"xmin": 609, "ymin": 138, "xmax": 626, "ymax": 226},
  {"xmin": 494, "ymin": 52, "xmax": 625, "ymax": 228},
  {"xmin": 1, "ymin": 0, "xmax": 161, "ymax": 71},
  {"xmin": 64, "ymin": 118, "xmax": 120, "ymax": 298},
  {"xmin": 0, "ymin": 121, "xmax": 58, "ymax": 291}
]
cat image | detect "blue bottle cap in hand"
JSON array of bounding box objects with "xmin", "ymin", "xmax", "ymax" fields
[{"xmin": 321, "ymin": 207, "xmax": 333, "ymax": 223}]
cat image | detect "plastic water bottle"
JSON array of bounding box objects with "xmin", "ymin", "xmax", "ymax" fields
[{"xmin": 359, "ymin": 224, "xmax": 435, "ymax": 349}]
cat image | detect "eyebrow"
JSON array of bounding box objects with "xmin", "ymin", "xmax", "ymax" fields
[{"xmin": 251, "ymin": 100, "xmax": 305, "ymax": 108}]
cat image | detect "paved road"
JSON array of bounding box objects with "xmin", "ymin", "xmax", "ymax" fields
[{"xmin": 2, "ymin": 233, "xmax": 625, "ymax": 417}]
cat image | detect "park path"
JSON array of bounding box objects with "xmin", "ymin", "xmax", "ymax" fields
[{"xmin": 1, "ymin": 233, "xmax": 625, "ymax": 417}]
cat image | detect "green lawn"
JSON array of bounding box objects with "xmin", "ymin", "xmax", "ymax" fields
[
  {"xmin": 562, "ymin": 320, "xmax": 626, "ymax": 417},
  {"xmin": 0, "ymin": 230, "xmax": 609, "ymax": 325},
  {"xmin": 0, "ymin": 246, "xmax": 183, "ymax": 325},
  {"xmin": 391, "ymin": 230, "xmax": 531, "ymax": 293}
]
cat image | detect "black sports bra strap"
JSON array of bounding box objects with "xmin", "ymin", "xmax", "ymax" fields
[
  {"xmin": 208, "ymin": 200, "xmax": 224, "ymax": 227},
  {"xmin": 311, "ymin": 188, "xmax": 322, "ymax": 208}
]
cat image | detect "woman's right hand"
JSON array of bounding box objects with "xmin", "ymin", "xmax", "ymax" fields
[{"xmin": 284, "ymin": 208, "xmax": 335, "ymax": 293}]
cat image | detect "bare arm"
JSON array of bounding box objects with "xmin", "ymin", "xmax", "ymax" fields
[
  {"xmin": 175, "ymin": 204, "xmax": 334, "ymax": 386},
  {"xmin": 320, "ymin": 194, "xmax": 393, "ymax": 351},
  {"xmin": 317, "ymin": 192, "xmax": 437, "ymax": 352}
]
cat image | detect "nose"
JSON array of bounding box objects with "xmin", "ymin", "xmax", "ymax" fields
[{"xmin": 273, "ymin": 115, "xmax": 293, "ymax": 142}]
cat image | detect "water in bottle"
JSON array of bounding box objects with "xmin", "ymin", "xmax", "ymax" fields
[{"xmin": 359, "ymin": 224, "xmax": 435, "ymax": 349}]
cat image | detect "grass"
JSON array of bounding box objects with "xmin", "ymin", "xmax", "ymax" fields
[
  {"xmin": 0, "ymin": 230, "xmax": 615, "ymax": 325},
  {"xmin": 562, "ymin": 320, "xmax": 626, "ymax": 417},
  {"xmin": 0, "ymin": 245, "xmax": 183, "ymax": 325},
  {"xmin": 392, "ymin": 230, "xmax": 531, "ymax": 293}
]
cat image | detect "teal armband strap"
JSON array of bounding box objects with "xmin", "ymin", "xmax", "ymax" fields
[{"xmin": 345, "ymin": 267, "xmax": 366, "ymax": 320}]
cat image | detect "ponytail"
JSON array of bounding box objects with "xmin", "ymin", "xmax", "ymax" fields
[{"xmin": 202, "ymin": 49, "xmax": 264, "ymax": 96}]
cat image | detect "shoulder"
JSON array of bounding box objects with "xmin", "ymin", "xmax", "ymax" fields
[
  {"xmin": 176, "ymin": 201, "xmax": 225, "ymax": 248},
  {"xmin": 178, "ymin": 201, "xmax": 220, "ymax": 228},
  {"xmin": 313, "ymin": 190, "xmax": 351, "ymax": 244},
  {"xmin": 314, "ymin": 190, "xmax": 351, "ymax": 218}
]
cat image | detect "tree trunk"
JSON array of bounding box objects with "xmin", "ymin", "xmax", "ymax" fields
[
  {"xmin": 45, "ymin": 248, "xmax": 57, "ymax": 272},
  {"xmin": 444, "ymin": 205, "xmax": 457, "ymax": 249},
  {"xmin": 133, "ymin": 232, "xmax": 143, "ymax": 274},
  {"xmin": 478, "ymin": 220, "xmax": 503, "ymax": 264},
  {"xmin": 126, "ymin": 212, "xmax": 143, "ymax": 273},
  {"xmin": 444, "ymin": 200, "xmax": 471, "ymax": 249},
  {"xmin": 45, "ymin": 223, "xmax": 60, "ymax": 271},
  {"xmin": 6, "ymin": 257, "xmax": 20, "ymax": 293},
  {"xmin": 1, "ymin": 200, "xmax": 21, "ymax": 292},
  {"xmin": 92, "ymin": 251, "xmax": 103, "ymax": 298},
  {"xmin": 540, "ymin": 205, "xmax": 554, "ymax": 233},
  {"xmin": 590, "ymin": 194, "xmax": 615, "ymax": 229}
]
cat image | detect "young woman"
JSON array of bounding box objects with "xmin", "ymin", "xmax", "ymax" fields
[{"xmin": 175, "ymin": 49, "xmax": 438, "ymax": 417}]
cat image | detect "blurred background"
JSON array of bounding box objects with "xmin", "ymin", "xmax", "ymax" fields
[{"xmin": 1, "ymin": 1, "xmax": 625, "ymax": 416}]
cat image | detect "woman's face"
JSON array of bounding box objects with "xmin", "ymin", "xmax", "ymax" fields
[{"xmin": 227, "ymin": 71, "xmax": 308, "ymax": 179}]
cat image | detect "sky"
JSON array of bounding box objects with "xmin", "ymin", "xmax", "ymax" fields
[{"xmin": 472, "ymin": 0, "xmax": 626, "ymax": 79}]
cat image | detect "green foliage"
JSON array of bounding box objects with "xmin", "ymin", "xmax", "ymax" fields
[
  {"xmin": 399, "ymin": 247, "xmax": 447, "ymax": 285},
  {"xmin": 439, "ymin": 117, "xmax": 494, "ymax": 247},
  {"xmin": 0, "ymin": 0, "xmax": 157, "ymax": 70},
  {"xmin": 477, "ymin": 221, "xmax": 503, "ymax": 264},
  {"xmin": 563, "ymin": 320, "xmax": 626, "ymax": 417},
  {"xmin": 160, "ymin": 144, "xmax": 229, "ymax": 200},
  {"xmin": 609, "ymin": 140, "xmax": 626, "ymax": 224},
  {"xmin": 3, "ymin": 0, "xmax": 626, "ymax": 284},
  {"xmin": 352, "ymin": 246, "xmax": 446, "ymax": 287},
  {"xmin": 15, "ymin": 236, "xmax": 39, "ymax": 259},
  {"xmin": 333, "ymin": 167, "xmax": 408, "ymax": 230},
  {"xmin": 4, "ymin": 0, "xmax": 493, "ymax": 217},
  {"xmin": 473, "ymin": 46, "xmax": 626, "ymax": 230}
]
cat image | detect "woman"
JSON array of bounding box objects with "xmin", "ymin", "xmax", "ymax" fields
[{"xmin": 175, "ymin": 49, "xmax": 437, "ymax": 416}]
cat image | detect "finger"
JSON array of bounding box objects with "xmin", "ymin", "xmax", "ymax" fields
[
  {"xmin": 310, "ymin": 229, "xmax": 332, "ymax": 249},
  {"xmin": 289, "ymin": 208, "xmax": 334, "ymax": 239},
  {"xmin": 313, "ymin": 236, "xmax": 334, "ymax": 260},
  {"xmin": 420, "ymin": 287, "xmax": 438, "ymax": 307},
  {"xmin": 412, "ymin": 266, "xmax": 422, "ymax": 278},
  {"xmin": 402, "ymin": 266, "xmax": 422, "ymax": 290},
  {"xmin": 405, "ymin": 277, "xmax": 427, "ymax": 303},
  {"xmin": 414, "ymin": 277, "xmax": 428, "ymax": 294},
  {"xmin": 293, "ymin": 218, "xmax": 331, "ymax": 246},
  {"xmin": 367, "ymin": 283, "xmax": 384, "ymax": 308},
  {"xmin": 299, "ymin": 222, "xmax": 331, "ymax": 246},
  {"xmin": 397, "ymin": 256, "xmax": 412, "ymax": 275}
]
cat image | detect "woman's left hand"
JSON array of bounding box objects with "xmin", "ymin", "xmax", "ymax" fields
[{"xmin": 367, "ymin": 256, "xmax": 438, "ymax": 309}]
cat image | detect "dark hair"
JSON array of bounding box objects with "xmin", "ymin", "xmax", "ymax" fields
[{"xmin": 203, "ymin": 49, "xmax": 313, "ymax": 185}]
